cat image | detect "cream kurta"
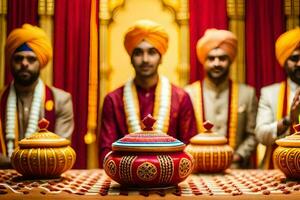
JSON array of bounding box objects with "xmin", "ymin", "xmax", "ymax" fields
[{"xmin": 186, "ymin": 79, "xmax": 258, "ymax": 168}]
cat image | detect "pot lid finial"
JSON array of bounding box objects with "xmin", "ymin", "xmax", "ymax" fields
[{"xmin": 142, "ymin": 114, "xmax": 156, "ymax": 131}]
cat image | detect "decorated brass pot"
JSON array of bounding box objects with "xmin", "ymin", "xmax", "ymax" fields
[
  {"xmin": 185, "ymin": 121, "xmax": 233, "ymax": 173},
  {"xmin": 273, "ymin": 124, "xmax": 300, "ymax": 179},
  {"xmin": 103, "ymin": 115, "xmax": 193, "ymax": 188},
  {"xmin": 11, "ymin": 119, "xmax": 76, "ymax": 178}
]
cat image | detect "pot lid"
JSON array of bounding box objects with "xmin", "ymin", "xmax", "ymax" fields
[
  {"xmin": 189, "ymin": 121, "xmax": 228, "ymax": 145},
  {"xmin": 276, "ymin": 124, "xmax": 300, "ymax": 147},
  {"xmin": 112, "ymin": 115, "xmax": 185, "ymax": 152},
  {"xmin": 18, "ymin": 119, "xmax": 70, "ymax": 148}
]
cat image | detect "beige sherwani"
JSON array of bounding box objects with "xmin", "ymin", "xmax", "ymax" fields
[
  {"xmin": 1, "ymin": 84, "xmax": 74, "ymax": 140},
  {"xmin": 0, "ymin": 83, "xmax": 74, "ymax": 166},
  {"xmin": 37, "ymin": 86, "xmax": 74, "ymax": 139},
  {"xmin": 255, "ymin": 79, "xmax": 297, "ymax": 167},
  {"xmin": 256, "ymin": 79, "xmax": 297, "ymax": 145},
  {"xmin": 186, "ymin": 79, "xmax": 258, "ymax": 168}
]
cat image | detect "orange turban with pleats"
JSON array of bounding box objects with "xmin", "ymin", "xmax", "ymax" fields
[
  {"xmin": 275, "ymin": 27, "xmax": 300, "ymax": 66},
  {"xmin": 5, "ymin": 24, "xmax": 52, "ymax": 68},
  {"xmin": 124, "ymin": 20, "xmax": 169, "ymax": 56},
  {"xmin": 196, "ymin": 29, "xmax": 237, "ymax": 64}
]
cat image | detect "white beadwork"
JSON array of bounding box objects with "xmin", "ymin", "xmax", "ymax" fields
[
  {"xmin": 5, "ymin": 79, "xmax": 44, "ymax": 156},
  {"xmin": 123, "ymin": 76, "xmax": 171, "ymax": 133}
]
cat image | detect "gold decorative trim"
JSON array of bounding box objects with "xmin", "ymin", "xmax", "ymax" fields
[
  {"xmin": 38, "ymin": 0, "xmax": 54, "ymax": 86},
  {"xmin": 227, "ymin": 0, "xmax": 245, "ymax": 83},
  {"xmin": 105, "ymin": 160, "xmax": 117, "ymax": 176},
  {"xmin": 0, "ymin": 0, "xmax": 7, "ymax": 14},
  {"xmin": 158, "ymin": 155, "xmax": 174, "ymax": 184},
  {"xmin": 179, "ymin": 157, "xmax": 192, "ymax": 178},
  {"xmin": 119, "ymin": 155, "xmax": 136, "ymax": 184},
  {"xmin": 38, "ymin": 0, "xmax": 54, "ymax": 16},
  {"xmin": 285, "ymin": 0, "xmax": 300, "ymax": 30},
  {"xmin": 137, "ymin": 162, "xmax": 157, "ymax": 181}
]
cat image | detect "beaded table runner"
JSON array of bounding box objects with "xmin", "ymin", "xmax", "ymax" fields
[{"xmin": 0, "ymin": 169, "xmax": 300, "ymax": 197}]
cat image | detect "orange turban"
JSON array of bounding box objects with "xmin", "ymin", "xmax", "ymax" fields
[
  {"xmin": 196, "ymin": 29, "xmax": 237, "ymax": 64},
  {"xmin": 275, "ymin": 27, "xmax": 300, "ymax": 66},
  {"xmin": 5, "ymin": 24, "xmax": 52, "ymax": 68},
  {"xmin": 124, "ymin": 19, "xmax": 168, "ymax": 56}
]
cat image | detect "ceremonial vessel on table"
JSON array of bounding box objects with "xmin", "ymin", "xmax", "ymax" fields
[
  {"xmin": 11, "ymin": 119, "xmax": 76, "ymax": 178},
  {"xmin": 273, "ymin": 124, "xmax": 300, "ymax": 179},
  {"xmin": 185, "ymin": 121, "xmax": 234, "ymax": 173},
  {"xmin": 103, "ymin": 115, "xmax": 193, "ymax": 188}
]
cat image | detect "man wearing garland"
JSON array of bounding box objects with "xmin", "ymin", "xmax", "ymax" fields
[
  {"xmin": 255, "ymin": 27, "xmax": 300, "ymax": 169},
  {"xmin": 185, "ymin": 29, "xmax": 258, "ymax": 168},
  {"xmin": 99, "ymin": 20, "xmax": 197, "ymax": 165},
  {"xmin": 0, "ymin": 24, "xmax": 74, "ymax": 167}
]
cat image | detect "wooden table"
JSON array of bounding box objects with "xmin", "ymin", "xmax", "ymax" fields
[{"xmin": 1, "ymin": 169, "xmax": 300, "ymax": 200}]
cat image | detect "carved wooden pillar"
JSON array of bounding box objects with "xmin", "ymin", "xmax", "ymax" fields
[
  {"xmin": 38, "ymin": 0, "xmax": 54, "ymax": 86},
  {"xmin": 99, "ymin": 0, "xmax": 124, "ymax": 113},
  {"xmin": 227, "ymin": 0, "xmax": 245, "ymax": 83},
  {"xmin": 163, "ymin": 0, "xmax": 190, "ymax": 87},
  {"xmin": 0, "ymin": 0, "xmax": 6, "ymax": 89},
  {"xmin": 285, "ymin": 0, "xmax": 300, "ymax": 30}
]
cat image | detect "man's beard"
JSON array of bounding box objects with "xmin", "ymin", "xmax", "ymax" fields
[
  {"xmin": 207, "ymin": 66, "xmax": 229, "ymax": 84},
  {"xmin": 286, "ymin": 67, "xmax": 300, "ymax": 85},
  {"xmin": 12, "ymin": 69, "xmax": 40, "ymax": 86}
]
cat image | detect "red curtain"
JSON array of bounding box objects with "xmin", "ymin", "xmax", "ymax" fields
[
  {"xmin": 189, "ymin": 0, "xmax": 228, "ymax": 83},
  {"xmin": 54, "ymin": 0, "xmax": 92, "ymax": 168},
  {"xmin": 245, "ymin": 0, "xmax": 286, "ymax": 93},
  {"xmin": 5, "ymin": 0, "xmax": 38, "ymax": 84}
]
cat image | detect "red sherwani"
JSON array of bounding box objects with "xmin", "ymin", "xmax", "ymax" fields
[{"xmin": 99, "ymin": 83, "xmax": 197, "ymax": 166}]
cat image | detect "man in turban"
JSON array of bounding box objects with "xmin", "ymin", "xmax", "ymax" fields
[
  {"xmin": 185, "ymin": 29, "xmax": 258, "ymax": 168},
  {"xmin": 256, "ymin": 27, "xmax": 300, "ymax": 169},
  {"xmin": 99, "ymin": 20, "xmax": 197, "ymax": 165},
  {"xmin": 0, "ymin": 24, "xmax": 74, "ymax": 167}
]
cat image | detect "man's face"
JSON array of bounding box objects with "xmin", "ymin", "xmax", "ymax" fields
[
  {"xmin": 285, "ymin": 47, "xmax": 300, "ymax": 85},
  {"xmin": 131, "ymin": 41, "xmax": 161, "ymax": 78},
  {"xmin": 204, "ymin": 48, "xmax": 231, "ymax": 82},
  {"xmin": 11, "ymin": 51, "xmax": 40, "ymax": 86}
]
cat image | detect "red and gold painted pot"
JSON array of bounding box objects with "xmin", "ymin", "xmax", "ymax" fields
[
  {"xmin": 11, "ymin": 119, "xmax": 76, "ymax": 178},
  {"xmin": 273, "ymin": 124, "xmax": 300, "ymax": 179},
  {"xmin": 185, "ymin": 121, "xmax": 233, "ymax": 173},
  {"xmin": 103, "ymin": 115, "xmax": 193, "ymax": 188}
]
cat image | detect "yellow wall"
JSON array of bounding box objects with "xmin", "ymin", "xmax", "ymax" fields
[{"xmin": 108, "ymin": 0, "xmax": 179, "ymax": 92}]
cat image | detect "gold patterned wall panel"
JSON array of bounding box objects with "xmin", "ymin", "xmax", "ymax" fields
[
  {"xmin": 0, "ymin": 0, "xmax": 6, "ymax": 90},
  {"xmin": 285, "ymin": 0, "xmax": 300, "ymax": 29},
  {"xmin": 227, "ymin": 0, "xmax": 245, "ymax": 84}
]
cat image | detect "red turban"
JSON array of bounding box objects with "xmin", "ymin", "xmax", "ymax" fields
[
  {"xmin": 124, "ymin": 20, "xmax": 168, "ymax": 56},
  {"xmin": 275, "ymin": 27, "xmax": 300, "ymax": 66},
  {"xmin": 196, "ymin": 29, "xmax": 237, "ymax": 64},
  {"xmin": 5, "ymin": 24, "xmax": 52, "ymax": 68}
]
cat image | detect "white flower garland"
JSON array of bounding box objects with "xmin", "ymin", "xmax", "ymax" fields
[
  {"xmin": 123, "ymin": 76, "xmax": 171, "ymax": 133},
  {"xmin": 5, "ymin": 79, "xmax": 44, "ymax": 157}
]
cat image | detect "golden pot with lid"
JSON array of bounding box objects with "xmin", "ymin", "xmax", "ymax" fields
[
  {"xmin": 11, "ymin": 119, "xmax": 76, "ymax": 178},
  {"xmin": 185, "ymin": 121, "xmax": 233, "ymax": 173},
  {"xmin": 273, "ymin": 124, "xmax": 300, "ymax": 179}
]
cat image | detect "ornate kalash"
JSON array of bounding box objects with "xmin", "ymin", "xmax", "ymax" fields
[
  {"xmin": 273, "ymin": 123, "xmax": 300, "ymax": 179},
  {"xmin": 10, "ymin": 119, "xmax": 76, "ymax": 178},
  {"xmin": 103, "ymin": 114, "xmax": 193, "ymax": 188},
  {"xmin": 185, "ymin": 121, "xmax": 234, "ymax": 173}
]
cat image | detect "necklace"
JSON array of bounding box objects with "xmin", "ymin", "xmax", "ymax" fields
[
  {"xmin": 5, "ymin": 79, "xmax": 44, "ymax": 156},
  {"xmin": 123, "ymin": 76, "xmax": 171, "ymax": 133}
]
